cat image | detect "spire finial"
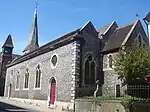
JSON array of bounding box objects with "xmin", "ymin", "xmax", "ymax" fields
[
  {"xmin": 136, "ymin": 13, "xmax": 139, "ymax": 19},
  {"xmin": 36, "ymin": 0, "xmax": 38, "ymax": 10}
]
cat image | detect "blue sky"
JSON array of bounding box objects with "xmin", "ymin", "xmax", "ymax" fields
[{"xmin": 0, "ymin": 0, "xmax": 150, "ymax": 54}]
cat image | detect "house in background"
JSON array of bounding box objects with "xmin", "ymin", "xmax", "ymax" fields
[{"xmin": 3, "ymin": 7, "xmax": 149, "ymax": 110}]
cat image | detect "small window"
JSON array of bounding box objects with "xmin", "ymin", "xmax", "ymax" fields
[
  {"xmin": 16, "ymin": 72, "xmax": 20, "ymax": 89},
  {"xmin": 108, "ymin": 55, "xmax": 113, "ymax": 68},
  {"xmin": 143, "ymin": 44, "xmax": 145, "ymax": 48},
  {"xmin": 91, "ymin": 61, "xmax": 95, "ymax": 85},
  {"xmin": 85, "ymin": 60, "xmax": 89, "ymax": 85},
  {"xmin": 50, "ymin": 54, "xmax": 58, "ymax": 69},
  {"xmin": 35, "ymin": 65, "xmax": 41, "ymax": 88},
  {"xmin": 138, "ymin": 35, "xmax": 141, "ymax": 47},
  {"xmin": 51, "ymin": 55, "xmax": 57, "ymax": 66},
  {"xmin": 11, "ymin": 70, "xmax": 13, "ymax": 76},
  {"xmin": 24, "ymin": 68, "xmax": 29, "ymax": 89}
]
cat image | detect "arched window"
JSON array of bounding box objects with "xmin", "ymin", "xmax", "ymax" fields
[
  {"xmin": 84, "ymin": 56, "xmax": 96, "ymax": 85},
  {"xmin": 116, "ymin": 84, "xmax": 120, "ymax": 97},
  {"xmin": 138, "ymin": 35, "xmax": 141, "ymax": 47},
  {"xmin": 143, "ymin": 44, "xmax": 145, "ymax": 48},
  {"xmin": 91, "ymin": 61, "xmax": 95, "ymax": 85},
  {"xmin": 85, "ymin": 60, "xmax": 89, "ymax": 85},
  {"xmin": 108, "ymin": 55, "xmax": 113, "ymax": 68},
  {"xmin": 16, "ymin": 71, "xmax": 20, "ymax": 89},
  {"xmin": 35, "ymin": 65, "xmax": 41, "ymax": 88},
  {"xmin": 24, "ymin": 68, "xmax": 29, "ymax": 88}
]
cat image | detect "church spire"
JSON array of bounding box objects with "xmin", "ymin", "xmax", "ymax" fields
[{"xmin": 23, "ymin": 3, "xmax": 39, "ymax": 53}]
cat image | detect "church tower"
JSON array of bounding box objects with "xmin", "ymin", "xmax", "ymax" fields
[
  {"xmin": 2, "ymin": 34, "xmax": 14, "ymax": 55},
  {"xmin": 143, "ymin": 12, "xmax": 150, "ymax": 47},
  {"xmin": 0, "ymin": 34, "xmax": 14, "ymax": 96},
  {"xmin": 23, "ymin": 8, "xmax": 39, "ymax": 53}
]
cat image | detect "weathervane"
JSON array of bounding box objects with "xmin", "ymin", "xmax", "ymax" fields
[
  {"xmin": 136, "ymin": 13, "xmax": 139, "ymax": 19},
  {"xmin": 36, "ymin": 0, "xmax": 38, "ymax": 9}
]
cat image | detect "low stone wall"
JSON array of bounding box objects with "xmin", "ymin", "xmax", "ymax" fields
[{"xmin": 75, "ymin": 99, "xmax": 128, "ymax": 112}]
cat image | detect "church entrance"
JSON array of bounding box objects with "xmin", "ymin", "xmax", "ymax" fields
[{"xmin": 49, "ymin": 78, "xmax": 56, "ymax": 105}]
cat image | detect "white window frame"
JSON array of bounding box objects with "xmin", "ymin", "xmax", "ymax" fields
[
  {"xmin": 34, "ymin": 63, "xmax": 42, "ymax": 90},
  {"xmin": 15, "ymin": 70, "xmax": 20, "ymax": 91},
  {"xmin": 23, "ymin": 68, "xmax": 29, "ymax": 90},
  {"xmin": 50, "ymin": 53, "xmax": 59, "ymax": 69}
]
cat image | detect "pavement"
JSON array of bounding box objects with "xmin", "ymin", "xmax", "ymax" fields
[{"xmin": 0, "ymin": 97, "xmax": 65, "ymax": 112}]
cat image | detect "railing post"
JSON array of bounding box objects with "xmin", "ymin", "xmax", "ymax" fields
[{"xmin": 148, "ymin": 85, "xmax": 149, "ymax": 99}]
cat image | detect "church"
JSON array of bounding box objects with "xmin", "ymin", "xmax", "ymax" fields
[{"xmin": 3, "ymin": 7, "xmax": 150, "ymax": 108}]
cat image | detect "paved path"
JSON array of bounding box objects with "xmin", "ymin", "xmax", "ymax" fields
[
  {"xmin": 0, "ymin": 100, "xmax": 39, "ymax": 112},
  {"xmin": 0, "ymin": 98, "xmax": 60, "ymax": 112}
]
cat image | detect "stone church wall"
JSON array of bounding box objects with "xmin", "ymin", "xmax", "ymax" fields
[
  {"xmin": 102, "ymin": 52, "xmax": 125, "ymax": 97},
  {"xmin": 76, "ymin": 22, "xmax": 102, "ymax": 97},
  {"xmin": 4, "ymin": 41, "xmax": 78, "ymax": 102}
]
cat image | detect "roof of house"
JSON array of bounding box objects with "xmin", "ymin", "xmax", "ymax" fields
[
  {"xmin": 97, "ymin": 24, "xmax": 111, "ymax": 35},
  {"xmin": 102, "ymin": 21, "xmax": 136, "ymax": 52}
]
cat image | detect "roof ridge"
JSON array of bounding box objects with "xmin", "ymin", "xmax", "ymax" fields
[
  {"xmin": 79, "ymin": 21, "xmax": 91, "ymax": 31},
  {"xmin": 117, "ymin": 20, "xmax": 137, "ymax": 30},
  {"xmin": 103, "ymin": 21, "xmax": 116, "ymax": 35},
  {"xmin": 121, "ymin": 20, "xmax": 139, "ymax": 46}
]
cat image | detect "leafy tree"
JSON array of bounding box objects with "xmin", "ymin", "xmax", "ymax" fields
[{"xmin": 114, "ymin": 47, "xmax": 150, "ymax": 85}]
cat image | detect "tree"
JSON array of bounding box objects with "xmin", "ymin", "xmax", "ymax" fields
[{"xmin": 114, "ymin": 47, "xmax": 150, "ymax": 85}]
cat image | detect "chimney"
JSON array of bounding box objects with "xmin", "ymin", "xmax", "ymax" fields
[{"xmin": 143, "ymin": 12, "xmax": 150, "ymax": 47}]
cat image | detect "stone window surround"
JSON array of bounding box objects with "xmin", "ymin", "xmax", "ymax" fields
[
  {"xmin": 108, "ymin": 55, "xmax": 113, "ymax": 68},
  {"xmin": 134, "ymin": 33, "xmax": 142, "ymax": 47},
  {"xmin": 50, "ymin": 53, "xmax": 59, "ymax": 69},
  {"xmin": 15, "ymin": 70, "xmax": 20, "ymax": 91},
  {"xmin": 10, "ymin": 70, "xmax": 13, "ymax": 80},
  {"xmin": 107, "ymin": 54, "xmax": 114, "ymax": 69},
  {"xmin": 23, "ymin": 68, "xmax": 29, "ymax": 90},
  {"xmin": 115, "ymin": 84, "xmax": 121, "ymax": 97},
  {"xmin": 34, "ymin": 63, "xmax": 42, "ymax": 90},
  {"xmin": 82, "ymin": 53, "xmax": 97, "ymax": 87}
]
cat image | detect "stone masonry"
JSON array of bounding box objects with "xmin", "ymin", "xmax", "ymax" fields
[{"xmin": 4, "ymin": 42, "xmax": 75, "ymax": 102}]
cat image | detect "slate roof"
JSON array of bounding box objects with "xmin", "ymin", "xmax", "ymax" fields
[
  {"xmin": 2, "ymin": 34, "xmax": 14, "ymax": 48},
  {"xmin": 12, "ymin": 54, "xmax": 20, "ymax": 60},
  {"xmin": 0, "ymin": 52, "xmax": 20, "ymax": 60},
  {"xmin": 97, "ymin": 24, "xmax": 111, "ymax": 35},
  {"xmin": 102, "ymin": 21, "xmax": 135, "ymax": 52},
  {"xmin": 23, "ymin": 9, "xmax": 39, "ymax": 53},
  {"xmin": 7, "ymin": 28, "xmax": 81, "ymax": 67},
  {"xmin": 143, "ymin": 12, "xmax": 150, "ymax": 21}
]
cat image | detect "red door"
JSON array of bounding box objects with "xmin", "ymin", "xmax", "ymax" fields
[{"xmin": 49, "ymin": 83, "xmax": 56, "ymax": 105}]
